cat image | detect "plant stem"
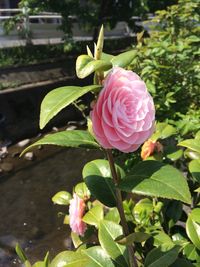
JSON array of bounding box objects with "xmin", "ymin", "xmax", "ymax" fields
[{"xmin": 106, "ymin": 149, "xmax": 138, "ymax": 267}]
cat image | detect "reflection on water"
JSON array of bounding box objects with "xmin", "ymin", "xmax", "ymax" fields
[{"xmin": 0, "ymin": 146, "xmax": 102, "ymax": 267}]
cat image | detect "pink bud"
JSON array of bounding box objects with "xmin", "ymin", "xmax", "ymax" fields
[
  {"xmin": 69, "ymin": 193, "xmax": 87, "ymax": 236},
  {"xmin": 141, "ymin": 139, "xmax": 163, "ymax": 160}
]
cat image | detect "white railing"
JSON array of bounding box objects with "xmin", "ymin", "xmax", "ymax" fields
[{"xmin": 0, "ymin": 8, "xmax": 143, "ymax": 47}]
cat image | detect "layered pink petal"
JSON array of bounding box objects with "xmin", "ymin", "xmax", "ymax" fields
[{"xmin": 91, "ymin": 67, "xmax": 155, "ymax": 153}]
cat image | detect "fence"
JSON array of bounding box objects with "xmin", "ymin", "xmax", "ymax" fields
[{"xmin": 0, "ymin": 8, "xmax": 146, "ymax": 47}]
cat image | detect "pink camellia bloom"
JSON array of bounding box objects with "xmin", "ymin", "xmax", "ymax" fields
[
  {"xmin": 91, "ymin": 67, "xmax": 155, "ymax": 152},
  {"xmin": 69, "ymin": 193, "xmax": 87, "ymax": 236}
]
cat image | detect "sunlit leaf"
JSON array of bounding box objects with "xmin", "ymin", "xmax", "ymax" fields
[
  {"xmin": 99, "ymin": 220, "xmax": 129, "ymax": 267},
  {"xmin": 52, "ymin": 191, "xmax": 72, "ymax": 205},
  {"xmin": 119, "ymin": 161, "xmax": 191, "ymax": 204},
  {"xmin": 21, "ymin": 130, "xmax": 99, "ymax": 156},
  {"xmin": 84, "ymin": 246, "xmax": 115, "ymax": 267},
  {"xmin": 40, "ymin": 85, "xmax": 101, "ymax": 129}
]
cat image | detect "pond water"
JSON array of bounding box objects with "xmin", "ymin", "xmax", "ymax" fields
[{"xmin": 0, "ymin": 145, "xmax": 103, "ymax": 267}]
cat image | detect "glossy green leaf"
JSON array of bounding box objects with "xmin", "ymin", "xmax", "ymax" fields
[
  {"xmin": 21, "ymin": 130, "xmax": 99, "ymax": 156},
  {"xmin": 44, "ymin": 252, "xmax": 49, "ymax": 267},
  {"xmin": 166, "ymin": 148, "xmax": 183, "ymax": 161},
  {"xmin": 151, "ymin": 122, "xmax": 176, "ymax": 141},
  {"xmin": 82, "ymin": 205, "xmax": 103, "ymax": 227},
  {"xmin": 105, "ymin": 207, "xmax": 120, "ymax": 224},
  {"xmin": 186, "ymin": 209, "xmax": 200, "ymax": 250},
  {"xmin": 84, "ymin": 246, "xmax": 115, "ymax": 267},
  {"xmin": 189, "ymin": 160, "xmax": 200, "ymax": 183},
  {"xmin": 152, "ymin": 231, "xmax": 174, "ymax": 247},
  {"xmin": 119, "ymin": 161, "xmax": 191, "ymax": 204},
  {"xmin": 183, "ymin": 243, "xmax": 199, "ymax": 261},
  {"xmin": 111, "ymin": 50, "xmax": 137, "ymax": 68},
  {"xmin": 170, "ymin": 258, "xmax": 194, "ymax": 267},
  {"xmin": 184, "ymin": 149, "xmax": 200, "ymax": 160},
  {"xmin": 83, "ymin": 159, "xmax": 125, "ymax": 207},
  {"xmin": 99, "ymin": 220, "xmax": 129, "ymax": 267},
  {"xmin": 15, "ymin": 243, "xmax": 27, "ymax": 263},
  {"xmin": 133, "ymin": 198, "xmax": 154, "ymax": 223},
  {"xmin": 71, "ymin": 232, "xmax": 82, "ymax": 249},
  {"xmin": 76, "ymin": 55, "xmax": 112, "ymax": 79},
  {"xmin": 144, "ymin": 245, "xmax": 180, "ymax": 267},
  {"xmin": 195, "ymin": 131, "xmax": 200, "ymax": 140},
  {"xmin": 52, "ymin": 191, "xmax": 72, "ymax": 205},
  {"xmin": 115, "ymin": 232, "xmax": 150, "ymax": 245},
  {"xmin": 101, "ymin": 52, "xmax": 114, "ymax": 61},
  {"xmin": 32, "ymin": 262, "xmax": 46, "ymax": 267},
  {"xmin": 50, "ymin": 251, "xmax": 89, "ymax": 267},
  {"xmin": 75, "ymin": 182, "xmax": 91, "ymax": 199},
  {"xmin": 40, "ymin": 85, "xmax": 101, "ymax": 129},
  {"xmin": 178, "ymin": 139, "xmax": 200, "ymax": 154}
]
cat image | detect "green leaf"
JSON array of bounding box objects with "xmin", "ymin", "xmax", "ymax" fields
[
  {"xmin": 133, "ymin": 198, "xmax": 154, "ymax": 224},
  {"xmin": 189, "ymin": 160, "xmax": 200, "ymax": 183},
  {"xmin": 101, "ymin": 52, "xmax": 114, "ymax": 61},
  {"xmin": 115, "ymin": 232, "xmax": 150, "ymax": 245},
  {"xmin": 165, "ymin": 148, "xmax": 183, "ymax": 161},
  {"xmin": 50, "ymin": 251, "xmax": 89, "ymax": 267},
  {"xmin": 151, "ymin": 122, "xmax": 176, "ymax": 141},
  {"xmin": 82, "ymin": 205, "xmax": 104, "ymax": 227},
  {"xmin": 99, "ymin": 220, "xmax": 129, "ymax": 267},
  {"xmin": 44, "ymin": 252, "xmax": 50, "ymax": 267},
  {"xmin": 186, "ymin": 209, "xmax": 200, "ymax": 250},
  {"xmin": 105, "ymin": 208, "xmax": 120, "ymax": 224},
  {"xmin": 32, "ymin": 262, "xmax": 46, "ymax": 267},
  {"xmin": 119, "ymin": 161, "xmax": 191, "ymax": 204},
  {"xmin": 15, "ymin": 243, "xmax": 27, "ymax": 263},
  {"xmin": 82, "ymin": 159, "xmax": 125, "ymax": 207},
  {"xmin": 52, "ymin": 191, "xmax": 72, "ymax": 205},
  {"xmin": 195, "ymin": 131, "xmax": 200, "ymax": 140},
  {"xmin": 40, "ymin": 85, "xmax": 101, "ymax": 129},
  {"xmin": 144, "ymin": 245, "xmax": 180, "ymax": 267},
  {"xmin": 195, "ymin": 187, "xmax": 200, "ymax": 193},
  {"xmin": 111, "ymin": 50, "xmax": 137, "ymax": 68},
  {"xmin": 76, "ymin": 55, "xmax": 112, "ymax": 79},
  {"xmin": 183, "ymin": 243, "xmax": 199, "ymax": 261},
  {"xmin": 75, "ymin": 182, "xmax": 91, "ymax": 199},
  {"xmin": 184, "ymin": 149, "xmax": 200, "ymax": 160},
  {"xmin": 178, "ymin": 139, "xmax": 200, "ymax": 154},
  {"xmin": 71, "ymin": 232, "xmax": 83, "ymax": 249},
  {"xmin": 170, "ymin": 258, "xmax": 194, "ymax": 267},
  {"xmin": 84, "ymin": 246, "xmax": 115, "ymax": 267},
  {"xmin": 152, "ymin": 231, "xmax": 174, "ymax": 247},
  {"xmin": 21, "ymin": 130, "xmax": 99, "ymax": 156},
  {"xmin": 25, "ymin": 261, "xmax": 32, "ymax": 267}
]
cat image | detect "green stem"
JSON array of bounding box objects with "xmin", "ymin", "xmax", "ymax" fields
[{"xmin": 106, "ymin": 149, "xmax": 138, "ymax": 267}]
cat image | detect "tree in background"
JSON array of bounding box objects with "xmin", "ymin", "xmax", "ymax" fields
[{"xmin": 19, "ymin": 0, "xmax": 177, "ymax": 40}]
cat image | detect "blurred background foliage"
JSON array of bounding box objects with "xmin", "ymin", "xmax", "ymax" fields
[
  {"xmin": 130, "ymin": 0, "xmax": 200, "ymax": 135},
  {"xmin": 18, "ymin": 0, "xmax": 177, "ymax": 39}
]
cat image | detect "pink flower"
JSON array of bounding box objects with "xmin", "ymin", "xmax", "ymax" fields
[
  {"xmin": 91, "ymin": 67, "xmax": 155, "ymax": 152},
  {"xmin": 69, "ymin": 193, "xmax": 87, "ymax": 236},
  {"xmin": 141, "ymin": 139, "xmax": 163, "ymax": 160}
]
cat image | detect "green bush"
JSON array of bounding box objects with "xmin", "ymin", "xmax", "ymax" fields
[{"xmin": 130, "ymin": 0, "xmax": 200, "ymax": 134}]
